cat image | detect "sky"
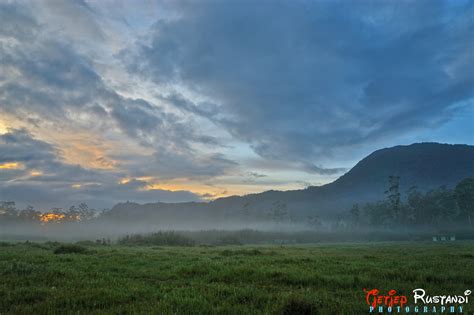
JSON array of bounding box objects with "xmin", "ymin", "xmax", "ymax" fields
[{"xmin": 0, "ymin": 0, "xmax": 473, "ymax": 210}]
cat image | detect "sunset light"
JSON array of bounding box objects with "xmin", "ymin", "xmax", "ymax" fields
[
  {"xmin": 0, "ymin": 121, "xmax": 7, "ymax": 135},
  {"xmin": 0, "ymin": 162, "xmax": 23, "ymax": 170},
  {"xmin": 39, "ymin": 213, "xmax": 66, "ymax": 223},
  {"xmin": 30, "ymin": 170, "xmax": 43, "ymax": 177}
]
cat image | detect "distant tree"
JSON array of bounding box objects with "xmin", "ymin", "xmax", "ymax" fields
[
  {"xmin": 307, "ymin": 215, "xmax": 322, "ymax": 230},
  {"xmin": 269, "ymin": 201, "xmax": 289, "ymax": 226},
  {"xmin": 51, "ymin": 207, "xmax": 64, "ymax": 214},
  {"xmin": 437, "ymin": 186, "xmax": 458, "ymax": 224},
  {"xmin": 18, "ymin": 206, "xmax": 41, "ymax": 223},
  {"xmin": 333, "ymin": 214, "xmax": 348, "ymax": 230},
  {"xmin": 63, "ymin": 206, "xmax": 78, "ymax": 222},
  {"xmin": 241, "ymin": 202, "xmax": 252, "ymax": 223},
  {"xmin": 364, "ymin": 201, "xmax": 391, "ymax": 227},
  {"xmin": 359, "ymin": 179, "xmax": 467, "ymax": 229},
  {"xmin": 349, "ymin": 204, "xmax": 360, "ymax": 229},
  {"xmin": 424, "ymin": 186, "xmax": 458, "ymax": 227},
  {"xmin": 78, "ymin": 202, "xmax": 94, "ymax": 221},
  {"xmin": 0, "ymin": 201, "xmax": 18, "ymax": 222},
  {"xmin": 78, "ymin": 203, "xmax": 88, "ymax": 212},
  {"xmin": 406, "ymin": 186, "xmax": 422, "ymax": 225},
  {"xmin": 455, "ymin": 178, "xmax": 474, "ymax": 226},
  {"xmin": 98, "ymin": 208, "xmax": 110, "ymax": 219},
  {"xmin": 385, "ymin": 175, "xmax": 401, "ymax": 223},
  {"xmin": 0, "ymin": 201, "xmax": 16, "ymax": 213}
]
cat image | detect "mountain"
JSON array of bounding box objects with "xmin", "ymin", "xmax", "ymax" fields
[
  {"xmin": 318, "ymin": 142, "xmax": 474, "ymax": 202},
  {"xmin": 106, "ymin": 143, "xmax": 474, "ymax": 224}
]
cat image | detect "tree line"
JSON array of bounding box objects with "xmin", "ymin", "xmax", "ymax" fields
[
  {"xmin": 0, "ymin": 202, "xmax": 97, "ymax": 224},
  {"xmin": 348, "ymin": 177, "xmax": 474, "ymax": 229},
  {"xmin": 1, "ymin": 177, "xmax": 472, "ymax": 229}
]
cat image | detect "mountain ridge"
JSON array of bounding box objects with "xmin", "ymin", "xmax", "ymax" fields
[{"xmin": 108, "ymin": 142, "xmax": 474, "ymax": 223}]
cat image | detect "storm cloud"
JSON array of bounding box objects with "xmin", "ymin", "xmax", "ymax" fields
[
  {"xmin": 0, "ymin": 129, "xmax": 202, "ymax": 209},
  {"xmin": 0, "ymin": 0, "xmax": 472, "ymax": 209},
  {"xmin": 130, "ymin": 0, "xmax": 474, "ymax": 167}
]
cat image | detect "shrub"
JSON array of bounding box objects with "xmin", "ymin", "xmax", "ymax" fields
[
  {"xmin": 220, "ymin": 249, "xmax": 262, "ymax": 256},
  {"xmin": 118, "ymin": 231, "xmax": 195, "ymax": 246},
  {"xmin": 75, "ymin": 240, "xmax": 96, "ymax": 246},
  {"xmin": 281, "ymin": 297, "xmax": 317, "ymax": 315},
  {"xmin": 44, "ymin": 241, "xmax": 61, "ymax": 248},
  {"xmin": 216, "ymin": 235, "xmax": 242, "ymax": 245},
  {"xmin": 53, "ymin": 244, "xmax": 88, "ymax": 254}
]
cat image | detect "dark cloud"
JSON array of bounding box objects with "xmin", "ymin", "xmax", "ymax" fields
[
  {"xmin": 0, "ymin": 130, "xmax": 202, "ymax": 209},
  {"xmin": 130, "ymin": 0, "xmax": 474, "ymax": 171},
  {"xmin": 160, "ymin": 93, "xmax": 220, "ymax": 120},
  {"xmin": 0, "ymin": 181, "xmax": 201, "ymax": 210},
  {"xmin": 248, "ymin": 172, "xmax": 267, "ymax": 179},
  {"xmin": 1, "ymin": 0, "xmax": 472, "ymax": 208},
  {"xmin": 304, "ymin": 165, "xmax": 347, "ymax": 176},
  {"xmin": 110, "ymin": 96, "xmax": 221, "ymax": 148},
  {"xmin": 0, "ymin": 2, "xmax": 38, "ymax": 40},
  {"xmin": 0, "ymin": 1, "xmax": 234, "ymax": 182},
  {"xmin": 126, "ymin": 148, "xmax": 237, "ymax": 180},
  {"xmin": 0, "ymin": 129, "xmax": 55, "ymax": 164}
]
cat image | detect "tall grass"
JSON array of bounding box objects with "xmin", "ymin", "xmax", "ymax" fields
[
  {"xmin": 118, "ymin": 231, "xmax": 195, "ymax": 246},
  {"xmin": 0, "ymin": 241, "xmax": 473, "ymax": 314},
  {"xmin": 122, "ymin": 229, "xmax": 474, "ymax": 245}
]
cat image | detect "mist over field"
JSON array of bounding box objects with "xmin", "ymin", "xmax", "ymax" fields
[{"xmin": 2, "ymin": 143, "xmax": 473, "ymax": 243}]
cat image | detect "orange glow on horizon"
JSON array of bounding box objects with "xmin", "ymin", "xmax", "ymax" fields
[
  {"xmin": 30, "ymin": 170, "xmax": 43, "ymax": 176},
  {"xmin": 39, "ymin": 212, "xmax": 82, "ymax": 224},
  {"xmin": 0, "ymin": 162, "xmax": 23, "ymax": 170},
  {"xmin": 0, "ymin": 118, "xmax": 120, "ymax": 171},
  {"xmin": 40, "ymin": 213, "xmax": 66, "ymax": 223},
  {"xmin": 144, "ymin": 181, "xmax": 306, "ymax": 200},
  {"xmin": 0, "ymin": 121, "xmax": 8, "ymax": 135},
  {"xmin": 117, "ymin": 174, "xmax": 282, "ymax": 200},
  {"xmin": 60, "ymin": 140, "xmax": 119, "ymax": 170},
  {"xmin": 119, "ymin": 178, "xmax": 131, "ymax": 184},
  {"xmin": 144, "ymin": 182, "xmax": 235, "ymax": 200}
]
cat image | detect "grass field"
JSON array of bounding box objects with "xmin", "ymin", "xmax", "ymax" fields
[{"xmin": 0, "ymin": 241, "xmax": 473, "ymax": 314}]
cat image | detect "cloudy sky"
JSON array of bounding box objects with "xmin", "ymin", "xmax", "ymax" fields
[{"xmin": 0, "ymin": 0, "xmax": 473, "ymax": 209}]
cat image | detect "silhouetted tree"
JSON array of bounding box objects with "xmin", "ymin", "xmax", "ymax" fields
[
  {"xmin": 65, "ymin": 205, "xmax": 79, "ymax": 222},
  {"xmin": 406, "ymin": 186, "xmax": 422, "ymax": 225},
  {"xmin": 350, "ymin": 204, "xmax": 360, "ymax": 229},
  {"xmin": 455, "ymin": 178, "xmax": 474, "ymax": 226},
  {"xmin": 18, "ymin": 206, "xmax": 41, "ymax": 223},
  {"xmin": 307, "ymin": 215, "xmax": 322, "ymax": 230},
  {"xmin": 0, "ymin": 201, "xmax": 18, "ymax": 223},
  {"xmin": 385, "ymin": 175, "xmax": 401, "ymax": 223},
  {"xmin": 78, "ymin": 202, "xmax": 94, "ymax": 220},
  {"xmin": 241, "ymin": 202, "xmax": 252, "ymax": 223},
  {"xmin": 364, "ymin": 201, "xmax": 391, "ymax": 227},
  {"xmin": 358, "ymin": 178, "xmax": 470, "ymax": 229},
  {"xmin": 269, "ymin": 201, "xmax": 289, "ymax": 226}
]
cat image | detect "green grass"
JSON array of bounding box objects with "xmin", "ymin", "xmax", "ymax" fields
[{"xmin": 0, "ymin": 242, "xmax": 473, "ymax": 314}]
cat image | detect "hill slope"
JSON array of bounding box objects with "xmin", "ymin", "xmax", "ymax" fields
[{"xmin": 107, "ymin": 143, "xmax": 474, "ymax": 223}]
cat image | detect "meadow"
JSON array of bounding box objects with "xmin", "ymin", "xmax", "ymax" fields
[{"xmin": 0, "ymin": 241, "xmax": 473, "ymax": 314}]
